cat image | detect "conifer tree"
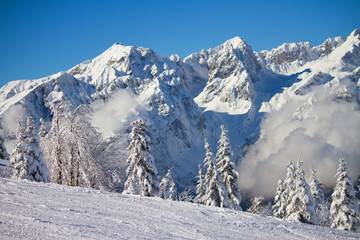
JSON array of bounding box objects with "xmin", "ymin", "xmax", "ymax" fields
[
  {"xmin": 286, "ymin": 161, "xmax": 317, "ymax": 224},
  {"xmin": 330, "ymin": 156, "xmax": 359, "ymax": 231},
  {"xmin": 123, "ymin": 119, "xmax": 158, "ymax": 197},
  {"xmin": 39, "ymin": 118, "xmax": 47, "ymax": 138},
  {"xmin": 0, "ymin": 120, "xmax": 9, "ymax": 160},
  {"xmin": 309, "ymin": 168, "xmax": 329, "ymax": 226},
  {"xmin": 194, "ymin": 164, "xmax": 205, "ymax": 204},
  {"xmin": 273, "ymin": 179, "xmax": 286, "ymax": 218},
  {"xmin": 159, "ymin": 169, "xmax": 174, "ymax": 199},
  {"xmin": 248, "ymin": 196, "xmax": 265, "ymax": 214},
  {"xmin": 10, "ymin": 117, "xmax": 27, "ymax": 179},
  {"xmin": 10, "ymin": 115, "xmax": 49, "ymax": 182},
  {"xmin": 277, "ymin": 161, "xmax": 296, "ymax": 218},
  {"xmin": 169, "ymin": 179, "xmax": 177, "ymax": 201},
  {"xmin": 0, "ymin": 134, "xmax": 9, "ymax": 160},
  {"xmin": 202, "ymin": 138, "xmax": 228, "ymax": 208},
  {"xmin": 216, "ymin": 125, "xmax": 241, "ymax": 210}
]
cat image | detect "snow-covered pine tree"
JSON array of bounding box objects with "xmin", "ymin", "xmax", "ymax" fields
[
  {"xmin": 10, "ymin": 115, "xmax": 49, "ymax": 182},
  {"xmin": 159, "ymin": 169, "xmax": 174, "ymax": 199},
  {"xmin": 0, "ymin": 120, "xmax": 9, "ymax": 160},
  {"xmin": 277, "ymin": 161, "xmax": 296, "ymax": 218},
  {"xmin": 309, "ymin": 168, "xmax": 329, "ymax": 226},
  {"xmin": 286, "ymin": 161, "xmax": 317, "ymax": 224},
  {"xmin": 202, "ymin": 138, "xmax": 228, "ymax": 208},
  {"xmin": 273, "ymin": 179, "xmax": 286, "ymax": 218},
  {"xmin": 169, "ymin": 179, "xmax": 177, "ymax": 201},
  {"xmin": 123, "ymin": 119, "xmax": 158, "ymax": 197},
  {"xmin": 0, "ymin": 134, "xmax": 9, "ymax": 160},
  {"xmin": 330, "ymin": 156, "xmax": 359, "ymax": 231},
  {"xmin": 25, "ymin": 115, "xmax": 49, "ymax": 182},
  {"xmin": 216, "ymin": 125, "xmax": 241, "ymax": 210},
  {"xmin": 10, "ymin": 116, "xmax": 27, "ymax": 179},
  {"xmin": 39, "ymin": 118, "xmax": 47, "ymax": 138},
  {"xmin": 194, "ymin": 164, "xmax": 206, "ymax": 204},
  {"xmin": 248, "ymin": 196, "xmax": 264, "ymax": 214}
]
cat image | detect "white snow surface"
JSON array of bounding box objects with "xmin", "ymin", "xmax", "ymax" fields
[{"xmin": 0, "ymin": 178, "xmax": 359, "ymax": 240}]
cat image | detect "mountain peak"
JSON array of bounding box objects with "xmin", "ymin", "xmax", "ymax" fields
[
  {"xmin": 223, "ymin": 36, "xmax": 249, "ymax": 50},
  {"xmin": 350, "ymin": 28, "xmax": 360, "ymax": 38}
]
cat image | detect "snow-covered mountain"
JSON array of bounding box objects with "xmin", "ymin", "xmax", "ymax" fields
[
  {"xmin": 0, "ymin": 29, "xmax": 359, "ymax": 196},
  {"xmin": 1, "ymin": 178, "xmax": 359, "ymax": 239}
]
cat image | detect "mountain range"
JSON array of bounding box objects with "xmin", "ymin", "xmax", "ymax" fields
[{"xmin": 1, "ymin": 29, "xmax": 359, "ymax": 196}]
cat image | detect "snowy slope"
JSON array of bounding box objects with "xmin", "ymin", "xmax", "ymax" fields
[{"xmin": 0, "ymin": 178, "xmax": 359, "ymax": 240}]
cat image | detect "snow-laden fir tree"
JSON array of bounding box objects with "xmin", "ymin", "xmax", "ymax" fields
[
  {"xmin": 202, "ymin": 138, "xmax": 228, "ymax": 208},
  {"xmin": 309, "ymin": 168, "xmax": 329, "ymax": 226},
  {"xmin": 0, "ymin": 120, "xmax": 9, "ymax": 160},
  {"xmin": 273, "ymin": 179, "xmax": 286, "ymax": 218},
  {"xmin": 10, "ymin": 115, "xmax": 49, "ymax": 182},
  {"xmin": 216, "ymin": 125, "xmax": 241, "ymax": 210},
  {"xmin": 194, "ymin": 164, "xmax": 206, "ymax": 204},
  {"xmin": 159, "ymin": 169, "xmax": 175, "ymax": 199},
  {"xmin": 248, "ymin": 196, "xmax": 264, "ymax": 214},
  {"xmin": 10, "ymin": 117, "xmax": 27, "ymax": 179},
  {"xmin": 275, "ymin": 161, "xmax": 296, "ymax": 219},
  {"xmin": 286, "ymin": 161, "xmax": 317, "ymax": 224},
  {"xmin": 39, "ymin": 118, "xmax": 47, "ymax": 138},
  {"xmin": 123, "ymin": 119, "xmax": 158, "ymax": 197},
  {"xmin": 330, "ymin": 156, "xmax": 359, "ymax": 231},
  {"xmin": 0, "ymin": 134, "xmax": 9, "ymax": 160},
  {"xmin": 168, "ymin": 179, "xmax": 177, "ymax": 201}
]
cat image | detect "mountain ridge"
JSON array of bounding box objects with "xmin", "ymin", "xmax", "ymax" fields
[{"xmin": 0, "ymin": 29, "xmax": 359, "ymax": 195}]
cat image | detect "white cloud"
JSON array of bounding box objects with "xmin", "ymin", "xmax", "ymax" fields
[
  {"xmin": 239, "ymin": 84, "xmax": 360, "ymax": 198},
  {"xmin": 90, "ymin": 89, "xmax": 144, "ymax": 137}
]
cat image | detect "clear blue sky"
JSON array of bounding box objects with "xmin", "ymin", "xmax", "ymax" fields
[{"xmin": 0, "ymin": 0, "xmax": 359, "ymax": 87}]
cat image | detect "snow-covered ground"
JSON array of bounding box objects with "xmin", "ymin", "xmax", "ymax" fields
[{"xmin": 0, "ymin": 178, "xmax": 358, "ymax": 239}]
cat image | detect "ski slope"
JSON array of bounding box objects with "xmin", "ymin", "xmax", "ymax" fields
[{"xmin": 0, "ymin": 178, "xmax": 358, "ymax": 239}]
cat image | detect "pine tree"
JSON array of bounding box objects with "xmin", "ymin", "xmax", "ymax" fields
[
  {"xmin": 39, "ymin": 118, "xmax": 47, "ymax": 138},
  {"xmin": 169, "ymin": 179, "xmax": 177, "ymax": 201},
  {"xmin": 273, "ymin": 179, "xmax": 286, "ymax": 218},
  {"xmin": 330, "ymin": 156, "xmax": 359, "ymax": 231},
  {"xmin": 276, "ymin": 161, "xmax": 296, "ymax": 218},
  {"xmin": 194, "ymin": 164, "xmax": 205, "ymax": 204},
  {"xmin": 0, "ymin": 134, "xmax": 9, "ymax": 160},
  {"xmin": 286, "ymin": 161, "xmax": 317, "ymax": 224},
  {"xmin": 216, "ymin": 125, "xmax": 241, "ymax": 210},
  {"xmin": 202, "ymin": 138, "xmax": 228, "ymax": 208},
  {"xmin": 248, "ymin": 196, "xmax": 265, "ymax": 214},
  {"xmin": 10, "ymin": 117, "xmax": 27, "ymax": 179},
  {"xmin": 159, "ymin": 169, "xmax": 174, "ymax": 199},
  {"xmin": 0, "ymin": 119, "xmax": 9, "ymax": 160},
  {"xmin": 10, "ymin": 115, "xmax": 49, "ymax": 182},
  {"xmin": 309, "ymin": 168, "xmax": 329, "ymax": 226},
  {"xmin": 123, "ymin": 119, "xmax": 158, "ymax": 197}
]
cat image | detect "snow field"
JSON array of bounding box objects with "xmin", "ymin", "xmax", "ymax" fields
[{"xmin": 0, "ymin": 178, "xmax": 359, "ymax": 239}]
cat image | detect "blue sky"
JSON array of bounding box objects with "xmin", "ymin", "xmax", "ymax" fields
[{"xmin": 0, "ymin": 0, "xmax": 359, "ymax": 87}]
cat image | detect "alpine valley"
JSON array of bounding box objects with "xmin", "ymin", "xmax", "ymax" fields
[{"xmin": 0, "ymin": 29, "xmax": 359, "ymax": 197}]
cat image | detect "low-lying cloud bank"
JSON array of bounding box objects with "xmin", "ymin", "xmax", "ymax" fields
[{"xmin": 239, "ymin": 84, "xmax": 360, "ymax": 198}]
